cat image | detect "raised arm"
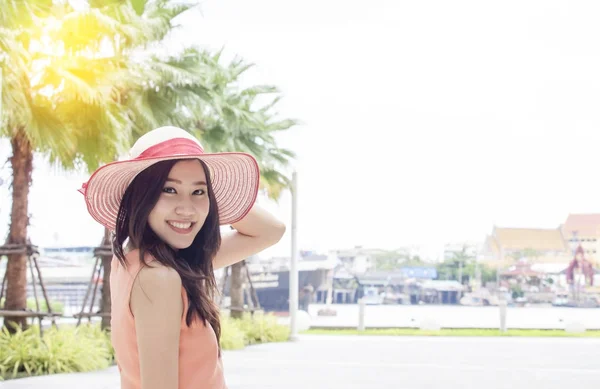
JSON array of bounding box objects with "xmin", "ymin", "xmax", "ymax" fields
[
  {"xmin": 213, "ymin": 203, "xmax": 286, "ymax": 270},
  {"xmin": 131, "ymin": 264, "xmax": 183, "ymax": 389}
]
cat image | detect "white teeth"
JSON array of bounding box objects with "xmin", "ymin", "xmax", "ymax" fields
[{"xmin": 168, "ymin": 221, "xmax": 192, "ymax": 229}]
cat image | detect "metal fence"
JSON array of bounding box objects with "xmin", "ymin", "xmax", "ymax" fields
[{"xmin": 27, "ymin": 283, "xmax": 98, "ymax": 316}]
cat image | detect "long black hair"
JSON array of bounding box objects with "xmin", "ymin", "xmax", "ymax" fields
[{"xmin": 112, "ymin": 158, "xmax": 222, "ymax": 346}]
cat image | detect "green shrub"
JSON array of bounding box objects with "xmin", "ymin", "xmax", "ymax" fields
[
  {"xmin": 235, "ymin": 312, "xmax": 290, "ymax": 345},
  {"xmin": 0, "ymin": 311, "xmax": 288, "ymax": 380},
  {"xmin": 0, "ymin": 323, "xmax": 43, "ymax": 379},
  {"xmin": 220, "ymin": 316, "xmax": 247, "ymax": 350},
  {"xmin": 0, "ymin": 323, "xmax": 112, "ymax": 380},
  {"xmin": 28, "ymin": 299, "xmax": 64, "ymax": 314},
  {"xmin": 0, "ymin": 298, "xmax": 64, "ymax": 314},
  {"xmin": 220, "ymin": 312, "xmax": 290, "ymax": 348}
]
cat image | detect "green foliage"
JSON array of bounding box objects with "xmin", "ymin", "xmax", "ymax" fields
[
  {"xmin": 0, "ymin": 314, "xmax": 288, "ymax": 380},
  {"xmin": 0, "ymin": 324, "xmax": 112, "ymax": 380},
  {"xmin": 2, "ymin": 0, "xmax": 296, "ymax": 333},
  {"xmin": 221, "ymin": 312, "xmax": 290, "ymax": 348},
  {"xmin": 435, "ymin": 246, "xmax": 497, "ymax": 285},
  {"xmin": 1, "ymin": 0, "xmax": 296, "ymax": 179},
  {"xmin": 0, "ymin": 0, "xmax": 134, "ymax": 169},
  {"xmin": 0, "ymin": 298, "xmax": 64, "ymax": 314},
  {"xmin": 220, "ymin": 316, "xmax": 247, "ymax": 350},
  {"xmin": 121, "ymin": 46, "xmax": 298, "ymax": 200},
  {"xmin": 511, "ymin": 285, "xmax": 524, "ymax": 299},
  {"xmin": 373, "ymin": 250, "xmax": 421, "ymax": 271},
  {"xmin": 234, "ymin": 312, "xmax": 290, "ymax": 345}
]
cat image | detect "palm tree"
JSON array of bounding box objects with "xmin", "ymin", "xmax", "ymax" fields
[
  {"xmin": 188, "ymin": 53, "xmax": 297, "ymax": 319},
  {"xmin": 95, "ymin": 48, "xmax": 297, "ymax": 325},
  {"xmin": 87, "ymin": 2, "xmax": 297, "ymax": 325},
  {"xmin": 191, "ymin": 50, "xmax": 297, "ymax": 197},
  {"xmin": 0, "ymin": 0, "xmax": 199, "ymax": 329},
  {"xmin": 114, "ymin": 48, "xmax": 297, "ymax": 321},
  {"xmin": 1, "ymin": 0, "xmax": 296, "ymax": 330},
  {"xmin": 1, "ymin": 0, "xmax": 135, "ymax": 330},
  {"xmin": 86, "ymin": 0, "xmax": 204, "ymax": 330},
  {"xmin": 119, "ymin": 46, "xmax": 298, "ymax": 193}
]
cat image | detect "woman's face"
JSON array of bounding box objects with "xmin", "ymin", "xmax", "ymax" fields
[{"xmin": 148, "ymin": 159, "xmax": 210, "ymax": 249}]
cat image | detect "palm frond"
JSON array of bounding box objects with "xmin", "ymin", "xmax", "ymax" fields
[
  {"xmin": 145, "ymin": 59, "xmax": 199, "ymax": 86},
  {"xmin": 27, "ymin": 99, "xmax": 76, "ymax": 166},
  {"xmin": 259, "ymin": 168, "xmax": 292, "ymax": 200},
  {"xmin": 0, "ymin": 0, "xmax": 53, "ymax": 29},
  {"xmin": 239, "ymin": 85, "xmax": 279, "ymax": 98},
  {"xmin": 256, "ymin": 94, "xmax": 280, "ymax": 111},
  {"xmin": 2, "ymin": 0, "xmax": 298, "ymax": 194},
  {"xmin": 265, "ymin": 118, "xmax": 299, "ymax": 132},
  {"xmin": 265, "ymin": 147, "xmax": 296, "ymax": 164},
  {"xmin": 55, "ymin": 8, "xmax": 122, "ymax": 52},
  {"xmin": 0, "ymin": 28, "xmax": 32, "ymax": 135},
  {"xmin": 129, "ymin": 0, "xmax": 150, "ymax": 16}
]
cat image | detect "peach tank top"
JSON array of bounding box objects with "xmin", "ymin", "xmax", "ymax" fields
[{"xmin": 109, "ymin": 249, "xmax": 227, "ymax": 389}]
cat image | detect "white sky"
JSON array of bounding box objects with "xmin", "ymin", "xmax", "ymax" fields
[{"xmin": 2, "ymin": 0, "xmax": 600, "ymax": 259}]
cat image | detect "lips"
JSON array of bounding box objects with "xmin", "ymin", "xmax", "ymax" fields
[{"xmin": 167, "ymin": 221, "xmax": 195, "ymax": 234}]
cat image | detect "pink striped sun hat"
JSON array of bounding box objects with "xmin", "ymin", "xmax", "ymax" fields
[{"xmin": 79, "ymin": 126, "xmax": 260, "ymax": 231}]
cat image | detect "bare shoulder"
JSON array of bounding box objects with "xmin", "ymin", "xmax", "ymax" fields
[
  {"xmin": 131, "ymin": 263, "xmax": 182, "ymax": 315},
  {"xmin": 138, "ymin": 262, "xmax": 181, "ymax": 287}
]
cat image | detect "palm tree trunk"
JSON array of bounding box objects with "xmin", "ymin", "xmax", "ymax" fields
[
  {"xmin": 100, "ymin": 227, "xmax": 112, "ymax": 330},
  {"xmin": 229, "ymin": 262, "xmax": 244, "ymax": 319},
  {"xmin": 4, "ymin": 129, "xmax": 33, "ymax": 331}
]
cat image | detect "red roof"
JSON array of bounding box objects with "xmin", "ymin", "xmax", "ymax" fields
[{"xmin": 500, "ymin": 263, "xmax": 542, "ymax": 277}]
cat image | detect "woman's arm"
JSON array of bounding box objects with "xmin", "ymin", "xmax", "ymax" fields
[
  {"xmin": 131, "ymin": 265, "xmax": 183, "ymax": 389},
  {"xmin": 213, "ymin": 203, "xmax": 286, "ymax": 270}
]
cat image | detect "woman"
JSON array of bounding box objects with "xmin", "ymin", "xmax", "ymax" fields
[{"xmin": 79, "ymin": 126, "xmax": 286, "ymax": 389}]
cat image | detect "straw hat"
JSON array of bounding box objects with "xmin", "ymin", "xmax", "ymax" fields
[{"xmin": 79, "ymin": 126, "xmax": 259, "ymax": 231}]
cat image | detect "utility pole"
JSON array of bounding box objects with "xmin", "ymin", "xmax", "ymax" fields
[{"xmin": 289, "ymin": 170, "xmax": 299, "ymax": 341}]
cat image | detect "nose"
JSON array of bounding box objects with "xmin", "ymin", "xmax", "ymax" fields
[{"xmin": 175, "ymin": 198, "xmax": 196, "ymax": 218}]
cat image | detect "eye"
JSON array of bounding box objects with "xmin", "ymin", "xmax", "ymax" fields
[
  {"xmin": 162, "ymin": 187, "xmax": 176, "ymax": 194},
  {"xmin": 193, "ymin": 189, "xmax": 206, "ymax": 196}
]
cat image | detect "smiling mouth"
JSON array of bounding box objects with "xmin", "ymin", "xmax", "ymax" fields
[{"xmin": 167, "ymin": 221, "xmax": 195, "ymax": 234}]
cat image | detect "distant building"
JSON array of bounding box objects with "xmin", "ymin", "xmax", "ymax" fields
[
  {"xmin": 561, "ymin": 213, "xmax": 600, "ymax": 263},
  {"xmin": 481, "ymin": 226, "xmax": 570, "ymax": 263},
  {"xmin": 241, "ymin": 252, "xmax": 339, "ymax": 311},
  {"xmin": 334, "ymin": 246, "xmax": 377, "ymax": 274},
  {"xmin": 399, "ymin": 267, "xmax": 438, "ymax": 279}
]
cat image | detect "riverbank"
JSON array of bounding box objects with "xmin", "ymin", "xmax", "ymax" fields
[
  {"xmin": 303, "ymin": 328, "xmax": 600, "ymax": 337},
  {"xmin": 304, "ymin": 303, "xmax": 600, "ymax": 330}
]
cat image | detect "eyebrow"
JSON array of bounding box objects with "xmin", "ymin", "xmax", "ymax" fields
[{"xmin": 166, "ymin": 178, "xmax": 207, "ymax": 185}]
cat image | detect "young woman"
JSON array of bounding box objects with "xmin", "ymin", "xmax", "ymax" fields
[{"xmin": 79, "ymin": 126, "xmax": 286, "ymax": 389}]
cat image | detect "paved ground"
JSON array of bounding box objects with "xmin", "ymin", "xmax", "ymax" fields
[{"xmin": 4, "ymin": 335, "xmax": 600, "ymax": 389}]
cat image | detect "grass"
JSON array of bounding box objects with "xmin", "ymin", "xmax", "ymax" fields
[{"xmin": 302, "ymin": 328, "xmax": 600, "ymax": 338}]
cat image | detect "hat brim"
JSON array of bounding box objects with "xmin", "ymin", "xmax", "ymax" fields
[{"xmin": 82, "ymin": 152, "xmax": 260, "ymax": 231}]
